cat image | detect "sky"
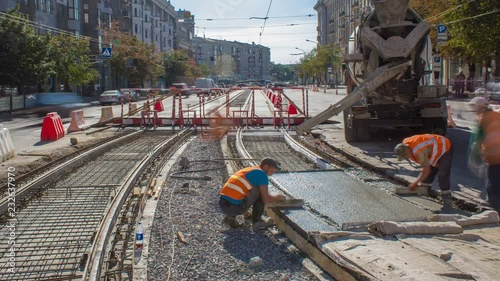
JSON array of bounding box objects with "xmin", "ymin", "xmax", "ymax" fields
[{"xmin": 169, "ymin": 0, "xmax": 318, "ymax": 64}]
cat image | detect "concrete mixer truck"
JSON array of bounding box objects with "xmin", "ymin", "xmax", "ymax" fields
[{"xmin": 297, "ymin": 0, "xmax": 448, "ymax": 142}]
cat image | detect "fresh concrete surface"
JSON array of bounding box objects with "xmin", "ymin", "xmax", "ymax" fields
[{"xmin": 273, "ymin": 171, "xmax": 432, "ymax": 226}]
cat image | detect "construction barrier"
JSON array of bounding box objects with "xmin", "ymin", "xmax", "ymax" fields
[
  {"xmin": 41, "ymin": 112, "xmax": 65, "ymax": 142},
  {"xmin": 67, "ymin": 110, "xmax": 87, "ymax": 133},
  {"xmin": 0, "ymin": 124, "xmax": 15, "ymax": 162},
  {"xmin": 447, "ymin": 105, "xmax": 457, "ymax": 128},
  {"xmin": 288, "ymin": 104, "xmax": 298, "ymax": 115},
  {"xmin": 154, "ymin": 100, "xmax": 164, "ymax": 112},
  {"xmin": 311, "ymin": 86, "xmax": 319, "ymax": 92},
  {"xmin": 99, "ymin": 107, "xmax": 115, "ymax": 123},
  {"xmin": 129, "ymin": 103, "xmax": 138, "ymax": 115}
]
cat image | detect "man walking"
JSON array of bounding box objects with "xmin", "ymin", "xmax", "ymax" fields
[
  {"xmin": 469, "ymin": 97, "xmax": 500, "ymax": 211},
  {"xmin": 219, "ymin": 158, "xmax": 285, "ymax": 230},
  {"xmin": 394, "ymin": 134, "xmax": 453, "ymax": 209}
]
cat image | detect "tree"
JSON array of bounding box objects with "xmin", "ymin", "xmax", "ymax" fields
[
  {"xmin": 0, "ymin": 7, "xmax": 52, "ymax": 93},
  {"xmin": 101, "ymin": 21, "xmax": 163, "ymax": 88},
  {"xmin": 411, "ymin": 0, "xmax": 500, "ymax": 75},
  {"xmin": 49, "ymin": 34, "xmax": 99, "ymax": 91},
  {"xmin": 163, "ymin": 49, "xmax": 207, "ymax": 86},
  {"xmin": 296, "ymin": 44, "xmax": 341, "ymax": 86}
]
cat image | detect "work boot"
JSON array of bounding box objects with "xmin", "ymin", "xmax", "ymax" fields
[
  {"xmin": 395, "ymin": 183, "xmax": 431, "ymax": 196},
  {"xmin": 252, "ymin": 217, "xmax": 274, "ymax": 231},
  {"xmin": 223, "ymin": 216, "xmax": 243, "ymax": 228},
  {"xmin": 441, "ymin": 191, "xmax": 455, "ymax": 213}
]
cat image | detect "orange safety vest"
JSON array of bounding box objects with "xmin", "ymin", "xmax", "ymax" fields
[
  {"xmin": 480, "ymin": 111, "xmax": 500, "ymax": 165},
  {"xmin": 403, "ymin": 134, "xmax": 451, "ymax": 166},
  {"xmin": 220, "ymin": 166, "xmax": 260, "ymax": 201}
]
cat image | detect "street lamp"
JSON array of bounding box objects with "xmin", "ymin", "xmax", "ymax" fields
[
  {"xmin": 305, "ymin": 39, "xmax": 316, "ymax": 44},
  {"xmin": 295, "ymin": 47, "xmax": 306, "ymax": 55}
]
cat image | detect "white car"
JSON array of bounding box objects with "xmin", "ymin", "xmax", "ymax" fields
[{"xmin": 99, "ymin": 90, "xmax": 123, "ymax": 105}]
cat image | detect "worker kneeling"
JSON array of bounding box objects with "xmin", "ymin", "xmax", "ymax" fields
[
  {"xmin": 394, "ymin": 134, "xmax": 453, "ymax": 209},
  {"xmin": 219, "ymin": 158, "xmax": 286, "ymax": 231}
]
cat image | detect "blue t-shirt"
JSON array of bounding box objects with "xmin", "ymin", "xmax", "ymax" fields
[{"xmin": 221, "ymin": 168, "xmax": 268, "ymax": 205}]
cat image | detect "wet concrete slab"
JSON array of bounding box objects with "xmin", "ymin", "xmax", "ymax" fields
[{"xmin": 272, "ymin": 171, "xmax": 433, "ymax": 226}]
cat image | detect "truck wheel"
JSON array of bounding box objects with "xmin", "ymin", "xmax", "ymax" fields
[{"xmin": 343, "ymin": 111, "xmax": 370, "ymax": 142}]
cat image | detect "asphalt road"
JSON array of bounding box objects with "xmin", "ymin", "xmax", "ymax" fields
[{"xmin": 1, "ymin": 88, "xmax": 482, "ymax": 190}]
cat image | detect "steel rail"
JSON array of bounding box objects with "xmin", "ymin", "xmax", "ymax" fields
[
  {"xmin": 82, "ymin": 129, "xmax": 192, "ymax": 280},
  {"xmin": 233, "ymin": 128, "xmax": 356, "ymax": 280},
  {"xmin": 0, "ymin": 131, "xmax": 143, "ymax": 215}
]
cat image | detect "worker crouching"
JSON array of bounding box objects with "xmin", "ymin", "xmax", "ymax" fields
[
  {"xmin": 219, "ymin": 158, "xmax": 285, "ymax": 231},
  {"xmin": 394, "ymin": 134, "xmax": 453, "ymax": 210}
]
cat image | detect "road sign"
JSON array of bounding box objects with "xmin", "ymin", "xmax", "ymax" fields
[
  {"xmin": 328, "ymin": 67, "xmax": 332, "ymax": 73},
  {"xmin": 101, "ymin": 47, "xmax": 112, "ymax": 58},
  {"xmin": 433, "ymin": 56, "xmax": 441, "ymax": 71},
  {"xmin": 437, "ymin": 24, "xmax": 448, "ymax": 42},
  {"xmin": 437, "ymin": 24, "xmax": 447, "ymax": 34}
]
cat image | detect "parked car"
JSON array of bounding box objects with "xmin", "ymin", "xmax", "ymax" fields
[
  {"xmin": 99, "ymin": 90, "xmax": 123, "ymax": 105},
  {"xmin": 121, "ymin": 89, "xmax": 139, "ymax": 101},
  {"xmin": 216, "ymin": 83, "xmax": 226, "ymax": 88},
  {"xmin": 195, "ymin": 78, "xmax": 216, "ymax": 96},
  {"xmin": 172, "ymin": 83, "xmax": 190, "ymax": 95}
]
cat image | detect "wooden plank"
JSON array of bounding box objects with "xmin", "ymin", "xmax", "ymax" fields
[
  {"xmin": 266, "ymin": 198, "xmax": 304, "ymax": 208},
  {"xmin": 177, "ymin": 231, "xmax": 188, "ymax": 244},
  {"xmin": 265, "ymin": 207, "xmax": 357, "ymax": 281}
]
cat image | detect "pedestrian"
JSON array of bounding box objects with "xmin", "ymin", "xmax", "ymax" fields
[
  {"xmin": 469, "ymin": 97, "xmax": 500, "ymax": 211},
  {"xmin": 467, "ymin": 97, "xmax": 489, "ymax": 200},
  {"xmin": 466, "ymin": 73, "xmax": 474, "ymax": 93},
  {"xmin": 219, "ymin": 158, "xmax": 286, "ymax": 230},
  {"xmin": 394, "ymin": 134, "xmax": 453, "ymax": 209},
  {"xmin": 454, "ymin": 72, "xmax": 466, "ymax": 97}
]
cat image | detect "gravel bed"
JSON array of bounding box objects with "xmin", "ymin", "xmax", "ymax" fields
[{"xmin": 148, "ymin": 137, "xmax": 315, "ymax": 281}]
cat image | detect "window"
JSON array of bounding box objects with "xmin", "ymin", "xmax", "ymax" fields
[
  {"xmin": 145, "ymin": 29, "xmax": 148, "ymax": 38},
  {"xmin": 134, "ymin": 8, "xmax": 138, "ymax": 17},
  {"xmin": 169, "ymin": 28, "xmax": 171, "ymax": 35},
  {"xmin": 84, "ymin": 3, "xmax": 88, "ymax": 9},
  {"xmin": 68, "ymin": 0, "xmax": 79, "ymax": 20},
  {"xmin": 145, "ymin": 14, "xmax": 148, "ymax": 23},
  {"xmin": 39, "ymin": 0, "xmax": 46, "ymax": 12},
  {"xmin": 135, "ymin": 24, "xmax": 138, "ymax": 34},
  {"xmin": 156, "ymin": 34, "xmax": 158, "ymax": 42},
  {"xmin": 168, "ymin": 39, "xmax": 172, "ymax": 47},
  {"xmin": 84, "ymin": 13, "xmax": 89, "ymax": 23}
]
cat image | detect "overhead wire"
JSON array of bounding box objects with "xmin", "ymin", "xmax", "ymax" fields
[
  {"xmin": 424, "ymin": 0, "xmax": 476, "ymax": 22},
  {"xmin": 195, "ymin": 22, "xmax": 316, "ymax": 29},
  {"xmin": 258, "ymin": 0, "xmax": 274, "ymax": 44},
  {"xmin": 197, "ymin": 14, "xmax": 314, "ymax": 21}
]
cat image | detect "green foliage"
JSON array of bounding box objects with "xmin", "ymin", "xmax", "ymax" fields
[
  {"xmin": 270, "ymin": 63, "xmax": 296, "ymax": 82},
  {"xmin": 163, "ymin": 49, "xmax": 206, "ymax": 86},
  {"xmin": 49, "ymin": 34, "xmax": 98, "ymax": 88},
  {"xmin": 411, "ymin": 0, "xmax": 500, "ymax": 63},
  {"xmin": 102, "ymin": 21, "xmax": 163, "ymax": 87},
  {"xmin": 297, "ymin": 44, "xmax": 342, "ymax": 83},
  {"xmin": 0, "ymin": 7, "xmax": 52, "ymax": 92},
  {"xmin": 440, "ymin": 0, "xmax": 500, "ymax": 62}
]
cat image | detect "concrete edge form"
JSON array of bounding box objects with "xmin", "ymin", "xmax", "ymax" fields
[{"xmin": 133, "ymin": 137, "xmax": 195, "ymax": 280}]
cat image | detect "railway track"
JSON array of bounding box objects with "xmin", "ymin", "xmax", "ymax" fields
[{"xmin": 0, "ymin": 129, "xmax": 192, "ymax": 281}]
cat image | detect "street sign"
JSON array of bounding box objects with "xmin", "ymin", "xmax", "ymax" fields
[
  {"xmin": 437, "ymin": 24, "xmax": 448, "ymax": 42},
  {"xmin": 328, "ymin": 67, "xmax": 332, "ymax": 73},
  {"xmin": 101, "ymin": 47, "xmax": 112, "ymax": 58},
  {"xmin": 433, "ymin": 56, "xmax": 441, "ymax": 71},
  {"xmin": 437, "ymin": 24, "xmax": 447, "ymax": 34}
]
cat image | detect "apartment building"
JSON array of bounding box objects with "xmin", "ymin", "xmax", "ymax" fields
[{"xmin": 193, "ymin": 37, "xmax": 271, "ymax": 81}]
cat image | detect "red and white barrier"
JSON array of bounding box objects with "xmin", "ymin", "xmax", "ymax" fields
[
  {"xmin": 67, "ymin": 110, "xmax": 87, "ymax": 133},
  {"xmin": 41, "ymin": 112, "xmax": 65, "ymax": 141},
  {"xmin": 99, "ymin": 107, "xmax": 115, "ymax": 123},
  {"xmin": 0, "ymin": 124, "xmax": 15, "ymax": 162}
]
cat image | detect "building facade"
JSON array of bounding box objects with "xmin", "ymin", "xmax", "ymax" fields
[
  {"xmin": 175, "ymin": 9, "xmax": 195, "ymax": 55},
  {"xmin": 193, "ymin": 37, "xmax": 271, "ymax": 82},
  {"xmin": 314, "ymin": 0, "xmax": 371, "ymax": 50}
]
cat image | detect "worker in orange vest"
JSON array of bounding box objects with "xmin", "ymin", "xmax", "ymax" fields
[
  {"xmin": 394, "ymin": 134, "xmax": 453, "ymax": 209},
  {"xmin": 219, "ymin": 158, "xmax": 286, "ymax": 231},
  {"xmin": 469, "ymin": 97, "xmax": 500, "ymax": 211}
]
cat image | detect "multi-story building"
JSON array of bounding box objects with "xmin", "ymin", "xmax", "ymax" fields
[
  {"xmin": 193, "ymin": 37, "xmax": 271, "ymax": 82},
  {"xmin": 175, "ymin": 9, "xmax": 195, "ymax": 55},
  {"xmin": 314, "ymin": 0, "xmax": 371, "ymax": 50}
]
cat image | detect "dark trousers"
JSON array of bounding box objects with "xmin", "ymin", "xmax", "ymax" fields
[
  {"xmin": 422, "ymin": 147, "xmax": 453, "ymax": 192},
  {"xmin": 219, "ymin": 186, "xmax": 264, "ymax": 223},
  {"xmin": 488, "ymin": 165, "xmax": 500, "ymax": 212}
]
